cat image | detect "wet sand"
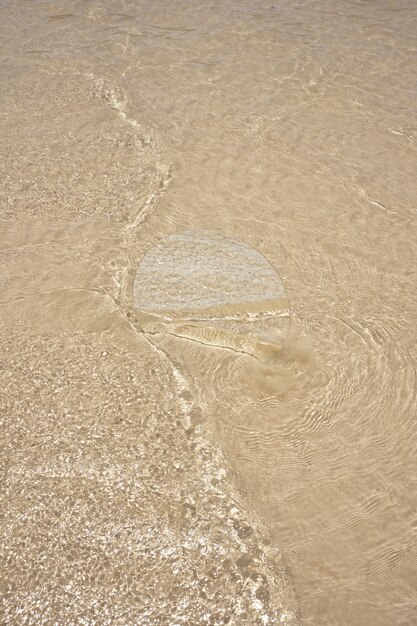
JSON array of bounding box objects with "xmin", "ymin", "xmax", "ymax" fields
[{"xmin": 1, "ymin": 1, "xmax": 417, "ymax": 624}]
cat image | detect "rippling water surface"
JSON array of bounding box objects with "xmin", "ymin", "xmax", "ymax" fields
[{"xmin": 1, "ymin": 1, "xmax": 417, "ymax": 624}]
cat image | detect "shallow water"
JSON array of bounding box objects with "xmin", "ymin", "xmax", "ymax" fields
[{"xmin": 1, "ymin": 1, "xmax": 417, "ymax": 624}]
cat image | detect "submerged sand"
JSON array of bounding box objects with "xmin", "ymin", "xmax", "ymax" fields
[{"xmin": 1, "ymin": 1, "xmax": 417, "ymax": 625}]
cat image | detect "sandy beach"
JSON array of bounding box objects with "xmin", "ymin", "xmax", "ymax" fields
[{"xmin": 1, "ymin": 1, "xmax": 417, "ymax": 624}]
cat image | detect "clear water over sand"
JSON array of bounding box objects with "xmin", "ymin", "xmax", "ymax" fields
[{"xmin": 1, "ymin": 1, "xmax": 417, "ymax": 624}]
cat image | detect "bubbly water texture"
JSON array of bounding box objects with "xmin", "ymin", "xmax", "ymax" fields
[{"xmin": 1, "ymin": 1, "xmax": 417, "ymax": 625}]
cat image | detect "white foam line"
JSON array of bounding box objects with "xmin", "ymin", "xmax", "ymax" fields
[{"xmin": 368, "ymin": 198, "xmax": 399, "ymax": 215}]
